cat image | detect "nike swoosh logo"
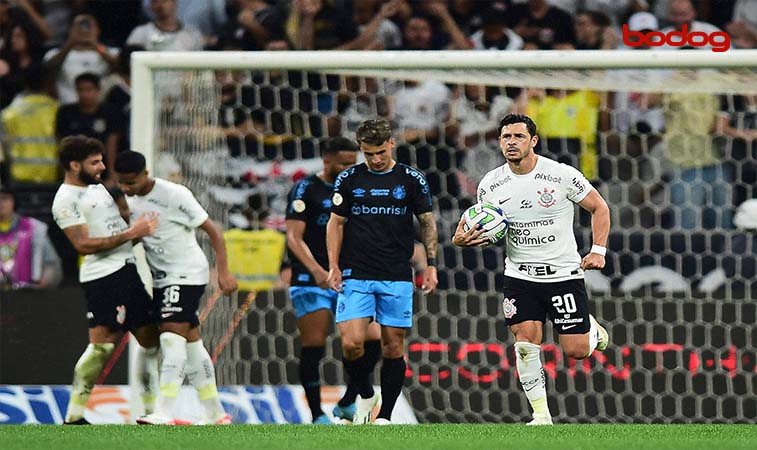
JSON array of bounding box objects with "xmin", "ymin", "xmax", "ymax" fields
[
  {"xmin": 524, "ymin": 385, "xmax": 538, "ymax": 392},
  {"xmin": 562, "ymin": 325, "xmax": 577, "ymax": 330},
  {"xmin": 499, "ymin": 198, "xmax": 511, "ymax": 204}
]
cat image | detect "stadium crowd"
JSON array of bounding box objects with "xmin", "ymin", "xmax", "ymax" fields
[{"xmin": 0, "ymin": 0, "xmax": 755, "ymax": 290}]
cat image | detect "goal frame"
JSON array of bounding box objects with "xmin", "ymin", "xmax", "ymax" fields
[{"xmin": 127, "ymin": 49, "xmax": 757, "ymax": 423}]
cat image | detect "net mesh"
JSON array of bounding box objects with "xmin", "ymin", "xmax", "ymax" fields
[{"xmin": 149, "ymin": 65, "xmax": 757, "ymax": 423}]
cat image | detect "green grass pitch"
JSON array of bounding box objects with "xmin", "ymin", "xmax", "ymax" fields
[{"xmin": 1, "ymin": 424, "xmax": 755, "ymax": 450}]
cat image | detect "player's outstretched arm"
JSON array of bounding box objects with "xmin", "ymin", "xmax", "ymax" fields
[
  {"xmin": 199, "ymin": 218, "xmax": 238, "ymax": 295},
  {"xmin": 417, "ymin": 212, "xmax": 439, "ymax": 294},
  {"xmin": 578, "ymin": 189, "xmax": 611, "ymax": 271},
  {"xmin": 326, "ymin": 213, "xmax": 346, "ymax": 292},
  {"xmin": 451, "ymin": 217, "xmax": 489, "ymax": 247},
  {"xmin": 286, "ymin": 219, "xmax": 329, "ymax": 289},
  {"xmin": 62, "ymin": 213, "xmax": 157, "ymax": 255}
]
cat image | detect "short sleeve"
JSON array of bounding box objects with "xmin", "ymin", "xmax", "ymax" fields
[
  {"xmin": 286, "ymin": 180, "xmax": 311, "ymax": 221},
  {"xmin": 331, "ymin": 168, "xmax": 354, "ymax": 217},
  {"xmin": 52, "ymin": 195, "xmax": 86, "ymax": 229},
  {"xmin": 410, "ymin": 168, "xmax": 433, "ymax": 215},
  {"xmin": 561, "ymin": 163, "xmax": 593, "ymax": 203},
  {"xmin": 174, "ymin": 185, "xmax": 209, "ymax": 228}
]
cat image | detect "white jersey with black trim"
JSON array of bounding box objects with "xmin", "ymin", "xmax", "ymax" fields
[
  {"xmin": 126, "ymin": 178, "xmax": 209, "ymax": 288},
  {"xmin": 477, "ymin": 156, "xmax": 593, "ymax": 283},
  {"xmin": 52, "ymin": 183, "xmax": 134, "ymax": 283}
]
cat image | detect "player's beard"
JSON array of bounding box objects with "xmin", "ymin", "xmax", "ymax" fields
[{"xmin": 78, "ymin": 169, "xmax": 101, "ymax": 185}]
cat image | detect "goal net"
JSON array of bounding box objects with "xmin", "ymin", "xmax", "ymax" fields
[{"xmin": 132, "ymin": 50, "xmax": 757, "ymax": 424}]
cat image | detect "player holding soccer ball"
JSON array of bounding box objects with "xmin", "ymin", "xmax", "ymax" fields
[
  {"xmin": 327, "ymin": 118, "xmax": 438, "ymax": 424},
  {"xmin": 453, "ymin": 114, "xmax": 611, "ymax": 426}
]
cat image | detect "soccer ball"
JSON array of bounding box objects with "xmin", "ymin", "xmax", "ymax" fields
[{"xmin": 461, "ymin": 203, "xmax": 509, "ymax": 244}]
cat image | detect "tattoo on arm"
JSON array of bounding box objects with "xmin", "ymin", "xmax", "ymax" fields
[{"xmin": 418, "ymin": 212, "xmax": 438, "ymax": 259}]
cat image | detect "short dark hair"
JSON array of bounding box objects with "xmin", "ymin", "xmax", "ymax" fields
[
  {"xmin": 74, "ymin": 72, "xmax": 100, "ymax": 89},
  {"xmin": 321, "ymin": 137, "xmax": 359, "ymax": 157},
  {"xmin": 498, "ymin": 113, "xmax": 537, "ymax": 137},
  {"xmin": 58, "ymin": 135, "xmax": 104, "ymax": 171},
  {"xmin": 0, "ymin": 185, "xmax": 15, "ymax": 202},
  {"xmin": 356, "ymin": 119, "xmax": 392, "ymax": 146},
  {"xmin": 114, "ymin": 150, "xmax": 147, "ymax": 174}
]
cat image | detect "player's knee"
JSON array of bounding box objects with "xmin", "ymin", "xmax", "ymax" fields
[
  {"xmin": 341, "ymin": 338, "xmax": 364, "ymax": 360},
  {"xmin": 563, "ymin": 342, "xmax": 591, "ymax": 359},
  {"xmin": 381, "ymin": 341, "xmax": 404, "ymax": 359}
]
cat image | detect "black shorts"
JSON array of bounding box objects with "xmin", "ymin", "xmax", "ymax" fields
[
  {"xmin": 153, "ymin": 284, "xmax": 206, "ymax": 326},
  {"xmin": 501, "ymin": 276, "xmax": 590, "ymax": 335},
  {"xmin": 82, "ymin": 263, "xmax": 156, "ymax": 331}
]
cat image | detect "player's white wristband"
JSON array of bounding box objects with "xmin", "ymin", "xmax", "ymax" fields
[{"xmin": 590, "ymin": 245, "xmax": 607, "ymax": 256}]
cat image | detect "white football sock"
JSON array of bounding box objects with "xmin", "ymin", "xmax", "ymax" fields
[
  {"xmin": 133, "ymin": 345, "xmax": 160, "ymax": 415},
  {"xmin": 588, "ymin": 319, "xmax": 599, "ymax": 357},
  {"xmin": 158, "ymin": 332, "xmax": 187, "ymax": 416},
  {"xmin": 185, "ymin": 339, "xmax": 225, "ymax": 421},
  {"xmin": 65, "ymin": 343, "xmax": 114, "ymax": 422},
  {"xmin": 514, "ymin": 342, "xmax": 550, "ymax": 417}
]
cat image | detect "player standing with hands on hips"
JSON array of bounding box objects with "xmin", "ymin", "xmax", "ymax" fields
[
  {"xmin": 327, "ymin": 119, "xmax": 438, "ymax": 424},
  {"xmin": 453, "ymin": 114, "xmax": 611, "ymax": 425}
]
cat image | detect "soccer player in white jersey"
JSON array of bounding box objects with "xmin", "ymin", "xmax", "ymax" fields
[
  {"xmin": 51, "ymin": 135, "xmax": 160, "ymax": 425},
  {"xmin": 453, "ymin": 114, "xmax": 610, "ymax": 426},
  {"xmin": 114, "ymin": 151, "xmax": 238, "ymax": 425}
]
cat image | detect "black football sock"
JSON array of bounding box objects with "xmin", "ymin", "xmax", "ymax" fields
[
  {"xmin": 342, "ymin": 354, "xmax": 374, "ymax": 399},
  {"xmin": 300, "ymin": 346, "xmax": 325, "ymax": 419},
  {"xmin": 340, "ymin": 340, "xmax": 381, "ymax": 406},
  {"xmin": 377, "ymin": 357, "xmax": 406, "ymax": 420}
]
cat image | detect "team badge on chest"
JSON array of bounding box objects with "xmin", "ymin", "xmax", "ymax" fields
[
  {"xmin": 537, "ymin": 187, "xmax": 557, "ymax": 208},
  {"xmin": 502, "ymin": 297, "xmax": 517, "ymax": 319}
]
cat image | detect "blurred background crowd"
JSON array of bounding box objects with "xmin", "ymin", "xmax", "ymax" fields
[{"xmin": 0, "ymin": 0, "xmax": 755, "ymax": 292}]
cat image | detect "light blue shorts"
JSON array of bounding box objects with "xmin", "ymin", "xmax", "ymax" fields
[
  {"xmin": 335, "ymin": 279, "xmax": 414, "ymax": 328},
  {"xmin": 289, "ymin": 286, "xmax": 338, "ymax": 319}
]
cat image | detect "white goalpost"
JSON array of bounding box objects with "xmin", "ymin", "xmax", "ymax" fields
[{"xmin": 128, "ymin": 50, "xmax": 757, "ymax": 424}]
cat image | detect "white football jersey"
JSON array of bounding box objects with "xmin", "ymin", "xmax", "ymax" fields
[
  {"xmin": 52, "ymin": 184, "xmax": 134, "ymax": 282},
  {"xmin": 477, "ymin": 156, "xmax": 593, "ymax": 283},
  {"xmin": 126, "ymin": 178, "xmax": 209, "ymax": 288}
]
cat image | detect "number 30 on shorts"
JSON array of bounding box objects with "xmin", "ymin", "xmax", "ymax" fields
[
  {"xmin": 163, "ymin": 285, "xmax": 181, "ymax": 305},
  {"xmin": 551, "ymin": 293, "xmax": 577, "ymax": 314}
]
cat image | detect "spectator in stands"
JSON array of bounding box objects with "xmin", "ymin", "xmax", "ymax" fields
[
  {"xmin": 0, "ymin": 20, "xmax": 46, "ymax": 109},
  {"xmin": 509, "ymin": 0, "xmax": 576, "ymax": 49},
  {"xmin": 44, "ymin": 14, "xmax": 118, "ymax": 104},
  {"xmin": 220, "ymin": 0, "xmax": 286, "ymax": 50},
  {"xmin": 1, "ymin": 63, "xmax": 59, "ymax": 186},
  {"xmin": 661, "ymin": 92, "xmax": 732, "ymax": 230},
  {"xmin": 0, "ymin": 186, "xmax": 62, "ymax": 289},
  {"xmin": 449, "ymin": 85, "xmax": 526, "ymax": 192},
  {"xmin": 102, "ymin": 45, "xmax": 143, "ymax": 155},
  {"xmin": 142, "ymin": 0, "xmax": 227, "ymax": 48},
  {"xmin": 726, "ymin": 0, "xmax": 757, "ymax": 49},
  {"xmin": 127, "ymin": 0, "xmax": 204, "ymax": 51},
  {"xmin": 574, "ymin": 10, "xmax": 619, "ymax": 50},
  {"xmin": 55, "ymin": 73, "xmax": 118, "ymax": 179},
  {"xmin": 351, "ymin": 0, "xmax": 403, "ymax": 50},
  {"xmin": 286, "ymin": 0, "xmax": 359, "ymax": 50},
  {"xmin": 660, "ymin": 0, "xmax": 725, "ymax": 51},
  {"xmin": 527, "ymin": 88, "xmax": 605, "ymax": 180},
  {"xmin": 0, "ymin": 0, "xmax": 51, "ymax": 44},
  {"xmin": 468, "ymin": 2, "xmax": 524, "ymax": 50}
]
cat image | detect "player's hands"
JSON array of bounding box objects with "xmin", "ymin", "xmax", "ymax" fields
[
  {"xmin": 451, "ymin": 217, "xmax": 489, "ymax": 247},
  {"xmin": 327, "ymin": 267, "xmax": 343, "ymax": 292},
  {"xmin": 313, "ymin": 266, "xmax": 330, "ymax": 289},
  {"xmin": 217, "ymin": 270, "xmax": 238, "ymax": 295},
  {"xmin": 581, "ymin": 253, "xmax": 605, "ymax": 271},
  {"xmin": 422, "ymin": 266, "xmax": 438, "ymax": 294},
  {"xmin": 129, "ymin": 213, "xmax": 158, "ymax": 239}
]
